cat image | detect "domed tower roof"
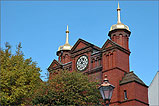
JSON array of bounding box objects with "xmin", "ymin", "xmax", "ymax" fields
[
  {"xmin": 110, "ymin": 2, "xmax": 130, "ymax": 32},
  {"xmin": 57, "ymin": 25, "xmax": 72, "ymax": 52}
]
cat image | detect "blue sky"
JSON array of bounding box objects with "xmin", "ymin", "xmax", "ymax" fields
[{"xmin": 1, "ymin": 1, "xmax": 158, "ymax": 85}]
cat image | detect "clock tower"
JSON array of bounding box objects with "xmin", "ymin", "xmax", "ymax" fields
[{"xmin": 48, "ymin": 3, "xmax": 149, "ymax": 106}]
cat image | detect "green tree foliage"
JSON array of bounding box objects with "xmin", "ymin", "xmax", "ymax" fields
[
  {"xmin": 32, "ymin": 70, "xmax": 101, "ymax": 105},
  {"xmin": 0, "ymin": 42, "xmax": 41, "ymax": 105}
]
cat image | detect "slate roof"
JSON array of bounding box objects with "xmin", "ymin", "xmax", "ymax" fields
[{"xmin": 120, "ymin": 71, "xmax": 147, "ymax": 87}]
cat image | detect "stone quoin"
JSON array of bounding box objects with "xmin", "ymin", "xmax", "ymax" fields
[{"xmin": 48, "ymin": 3, "xmax": 149, "ymax": 106}]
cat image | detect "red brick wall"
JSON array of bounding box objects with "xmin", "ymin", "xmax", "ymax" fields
[
  {"xmin": 120, "ymin": 82, "xmax": 148, "ymax": 105},
  {"xmin": 102, "ymin": 50, "xmax": 116, "ymax": 71},
  {"xmin": 102, "ymin": 49, "xmax": 129, "ymax": 73},
  {"xmin": 120, "ymin": 83, "xmax": 136, "ymax": 101},
  {"xmin": 134, "ymin": 82, "xmax": 148, "ymax": 104},
  {"xmin": 116, "ymin": 50, "xmax": 129, "ymax": 73},
  {"xmin": 110, "ymin": 30, "xmax": 130, "ymax": 50},
  {"xmin": 102, "ymin": 69, "xmax": 125, "ymax": 104}
]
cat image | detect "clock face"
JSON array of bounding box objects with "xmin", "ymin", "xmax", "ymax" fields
[{"xmin": 76, "ymin": 55, "xmax": 88, "ymax": 71}]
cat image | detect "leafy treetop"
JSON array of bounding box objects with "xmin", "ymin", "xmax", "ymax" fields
[
  {"xmin": 0, "ymin": 42, "xmax": 41, "ymax": 105},
  {"xmin": 32, "ymin": 70, "xmax": 102, "ymax": 105}
]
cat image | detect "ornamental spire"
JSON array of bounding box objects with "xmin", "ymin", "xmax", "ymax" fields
[
  {"xmin": 117, "ymin": 2, "xmax": 121, "ymax": 23},
  {"xmin": 109, "ymin": 2, "xmax": 130, "ymax": 32},
  {"xmin": 65, "ymin": 25, "xmax": 69, "ymax": 44},
  {"xmin": 57, "ymin": 25, "xmax": 72, "ymax": 52}
]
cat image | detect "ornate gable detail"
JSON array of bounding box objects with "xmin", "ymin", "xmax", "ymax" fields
[{"xmin": 48, "ymin": 59, "xmax": 62, "ymax": 72}]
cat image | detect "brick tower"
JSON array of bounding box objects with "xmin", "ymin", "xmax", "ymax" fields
[
  {"xmin": 48, "ymin": 3, "xmax": 149, "ymax": 106},
  {"xmin": 101, "ymin": 3, "xmax": 148, "ymax": 105}
]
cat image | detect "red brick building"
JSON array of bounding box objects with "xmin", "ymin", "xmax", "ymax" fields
[{"xmin": 48, "ymin": 3, "xmax": 149, "ymax": 106}]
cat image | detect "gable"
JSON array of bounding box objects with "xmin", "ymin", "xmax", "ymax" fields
[
  {"xmin": 71, "ymin": 39, "xmax": 90, "ymax": 52},
  {"xmin": 102, "ymin": 39, "xmax": 114, "ymax": 50},
  {"xmin": 71, "ymin": 38, "xmax": 101, "ymax": 53},
  {"xmin": 106, "ymin": 43, "xmax": 113, "ymax": 48},
  {"xmin": 48, "ymin": 59, "xmax": 62, "ymax": 71},
  {"xmin": 74, "ymin": 42, "xmax": 88, "ymax": 51}
]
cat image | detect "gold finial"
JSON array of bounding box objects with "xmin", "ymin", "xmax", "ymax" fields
[
  {"xmin": 117, "ymin": 2, "xmax": 121, "ymax": 23},
  {"xmin": 118, "ymin": 2, "xmax": 120, "ymax": 9},
  {"xmin": 109, "ymin": 2, "xmax": 130, "ymax": 32},
  {"xmin": 57, "ymin": 25, "xmax": 72, "ymax": 52},
  {"xmin": 66, "ymin": 25, "xmax": 69, "ymax": 33},
  {"xmin": 65, "ymin": 25, "xmax": 69, "ymax": 44}
]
